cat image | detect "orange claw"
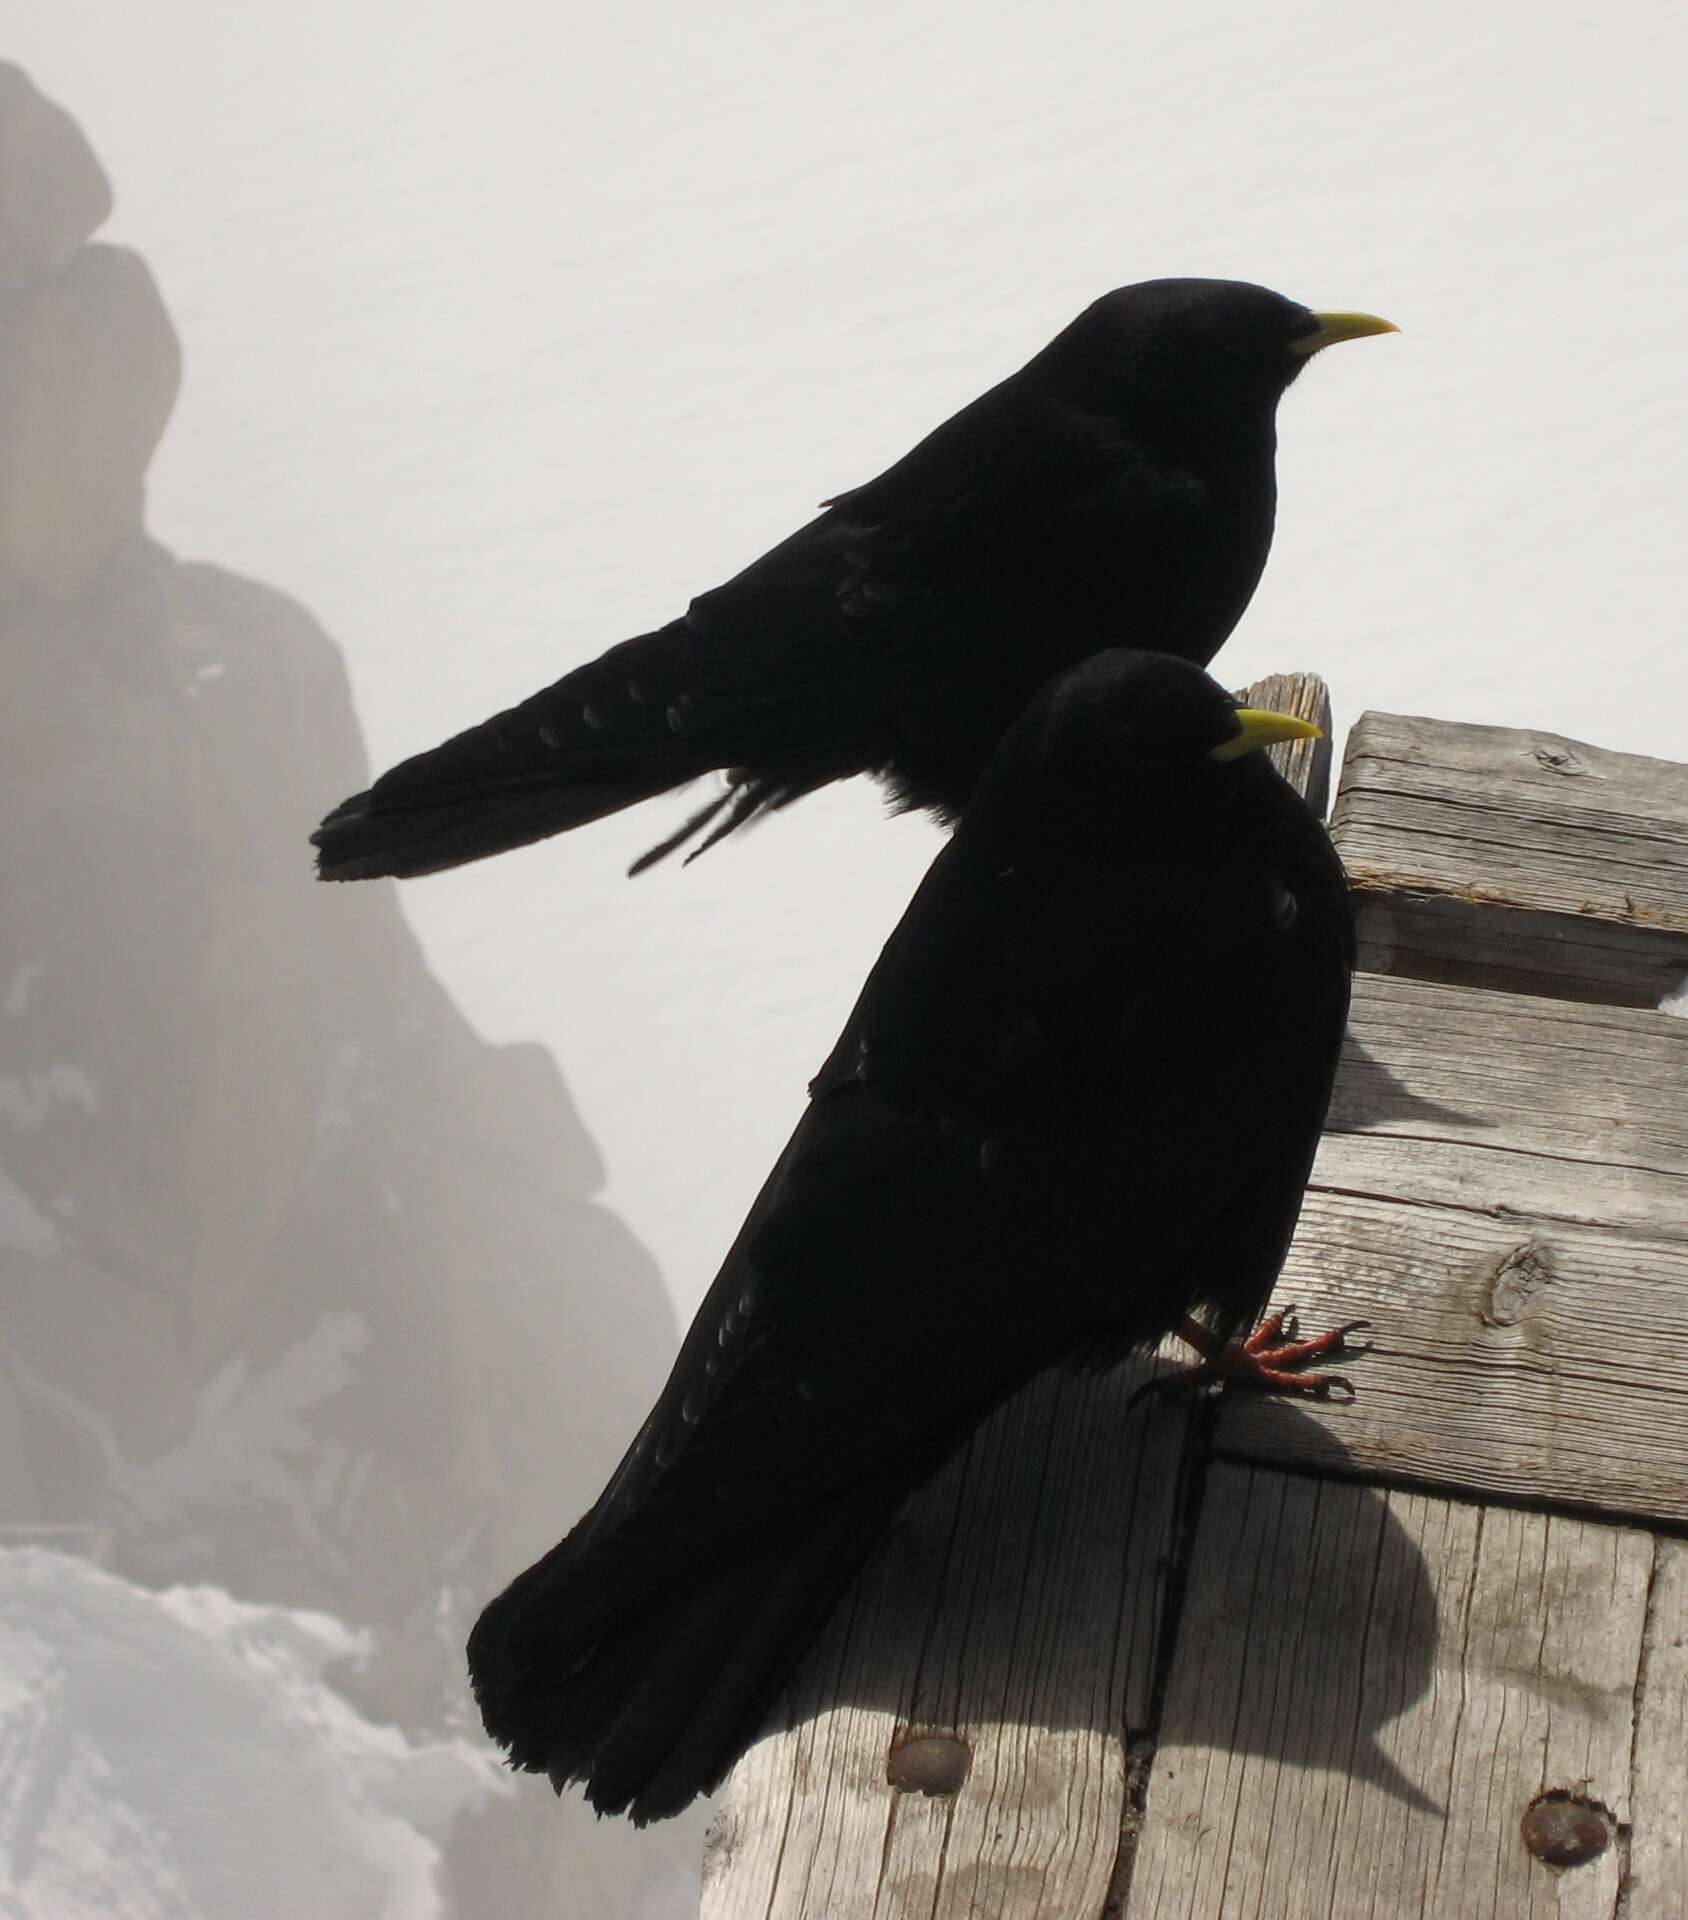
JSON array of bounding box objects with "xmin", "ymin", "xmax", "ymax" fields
[
  {"xmin": 1130, "ymin": 1306, "xmax": 1371, "ymax": 1413},
  {"xmin": 1224, "ymin": 1307, "xmax": 1372, "ymax": 1397}
]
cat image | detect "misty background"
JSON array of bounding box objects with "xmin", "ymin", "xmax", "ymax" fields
[{"xmin": 3, "ymin": 3, "xmax": 1686, "ymax": 1915}]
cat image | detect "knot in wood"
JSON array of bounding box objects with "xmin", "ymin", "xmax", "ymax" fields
[
  {"xmin": 1521, "ymin": 1791, "xmax": 1613, "ymax": 1868},
  {"xmin": 1531, "ymin": 743, "xmax": 1589, "ymax": 777},
  {"xmin": 886, "ymin": 1733, "xmax": 971, "ymax": 1797},
  {"xmin": 1479, "ymin": 1241, "xmax": 1552, "ymax": 1327}
]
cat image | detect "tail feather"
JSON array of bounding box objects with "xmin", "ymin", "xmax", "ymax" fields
[
  {"xmin": 621, "ymin": 783, "xmax": 741, "ymax": 877},
  {"xmin": 468, "ymin": 1499, "xmax": 895, "ymax": 1823},
  {"xmin": 312, "ymin": 757, "xmax": 702, "ymax": 881},
  {"xmin": 312, "ymin": 598, "xmax": 887, "ymax": 880},
  {"xmin": 624, "ymin": 771, "xmax": 804, "ymax": 876},
  {"xmin": 312, "ymin": 622, "xmax": 719, "ymax": 881}
]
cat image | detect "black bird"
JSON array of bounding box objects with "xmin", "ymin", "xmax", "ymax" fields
[
  {"xmin": 314, "ymin": 281, "xmax": 1393, "ymax": 879},
  {"xmin": 466, "ymin": 649, "xmax": 1356, "ymax": 1823}
]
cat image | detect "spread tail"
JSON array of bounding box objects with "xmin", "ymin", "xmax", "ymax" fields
[{"xmin": 467, "ymin": 1498, "xmax": 894, "ymax": 1823}]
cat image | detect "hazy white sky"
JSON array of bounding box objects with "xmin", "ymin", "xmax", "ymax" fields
[{"xmin": 15, "ymin": 0, "xmax": 1688, "ymax": 1312}]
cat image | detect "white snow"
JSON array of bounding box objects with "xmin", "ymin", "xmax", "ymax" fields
[
  {"xmin": 0, "ymin": 1164, "xmax": 60, "ymax": 1255},
  {"xmin": 29, "ymin": 1316, "xmax": 372, "ymax": 1563},
  {"xmin": 4, "ymin": 965, "xmax": 43, "ymax": 1018},
  {"xmin": 309, "ymin": 1041, "xmax": 366, "ymax": 1156},
  {"xmin": 0, "ymin": 1549, "xmax": 505, "ymax": 1920},
  {"xmin": 0, "ymin": 1066, "xmax": 101, "ymax": 1132}
]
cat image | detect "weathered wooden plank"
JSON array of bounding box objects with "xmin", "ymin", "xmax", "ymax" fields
[
  {"xmin": 1241, "ymin": 670, "xmax": 1334, "ymax": 820},
  {"xmin": 1331, "ymin": 710, "xmax": 1688, "ymax": 1007},
  {"xmin": 1629, "ymin": 1537, "xmax": 1688, "ymax": 1918},
  {"xmin": 1217, "ymin": 1189, "xmax": 1688, "ymax": 1522},
  {"xmin": 700, "ymin": 673, "xmax": 1335, "ymax": 1919},
  {"xmin": 1124, "ymin": 1466, "xmax": 1651, "ymax": 1920},
  {"xmin": 1324, "ymin": 972, "xmax": 1688, "ymax": 1195},
  {"xmin": 699, "ymin": 1368, "xmax": 1194, "ymax": 1919},
  {"xmin": 1214, "ymin": 973, "xmax": 1688, "ymax": 1523}
]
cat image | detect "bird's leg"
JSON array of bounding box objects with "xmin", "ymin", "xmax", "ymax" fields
[
  {"xmin": 1132, "ymin": 1306, "xmax": 1369, "ymax": 1411},
  {"xmin": 1182, "ymin": 1308, "xmax": 1370, "ymax": 1392}
]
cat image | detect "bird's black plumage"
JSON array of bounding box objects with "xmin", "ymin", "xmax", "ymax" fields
[
  {"xmin": 313, "ymin": 279, "xmax": 1391, "ymax": 879},
  {"xmin": 465, "ymin": 650, "xmax": 1355, "ymax": 1822}
]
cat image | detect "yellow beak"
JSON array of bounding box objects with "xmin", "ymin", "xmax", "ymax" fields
[
  {"xmin": 1289, "ymin": 309, "xmax": 1400, "ymax": 358},
  {"xmin": 1210, "ymin": 708, "xmax": 1324, "ymax": 761}
]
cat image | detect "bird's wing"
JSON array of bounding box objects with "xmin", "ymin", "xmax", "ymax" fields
[
  {"xmin": 442, "ymin": 412, "xmax": 1212, "ymax": 867},
  {"xmin": 563, "ymin": 1087, "xmax": 1050, "ymax": 1613},
  {"xmin": 676, "ymin": 384, "xmax": 1207, "ymax": 690},
  {"xmin": 588, "ymin": 419, "xmax": 1212, "ymax": 838},
  {"xmin": 570, "ymin": 832, "xmax": 1322, "ymax": 1595},
  {"xmin": 812, "ymin": 386, "xmax": 1208, "ymax": 613},
  {"xmin": 314, "ymin": 385, "xmax": 1212, "ymax": 879}
]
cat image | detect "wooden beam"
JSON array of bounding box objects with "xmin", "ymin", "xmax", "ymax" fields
[
  {"xmin": 1123, "ymin": 1466, "xmax": 1651, "ymax": 1920},
  {"xmin": 1630, "ymin": 1538, "xmax": 1688, "ymax": 1917},
  {"xmin": 1236, "ymin": 670, "xmax": 1334, "ymax": 820},
  {"xmin": 1216, "ymin": 972, "xmax": 1688, "ymax": 1523},
  {"xmin": 1331, "ymin": 710, "xmax": 1688, "ymax": 1007},
  {"xmin": 698, "ymin": 1369, "xmax": 1194, "ymax": 1919}
]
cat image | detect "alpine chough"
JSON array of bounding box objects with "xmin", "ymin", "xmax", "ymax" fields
[
  {"xmin": 465, "ymin": 648, "xmax": 1356, "ymax": 1822},
  {"xmin": 314, "ymin": 281, "xmax": 1393, "ymax": 880}
]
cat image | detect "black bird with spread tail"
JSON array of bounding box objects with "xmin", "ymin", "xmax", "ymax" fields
[
  {"xmin": 314, "ymin": 281, "xmax": 1393, "ymax": 879},
  {"xmin": 466, "ymin": 649, "xmax": 1356, "ymax": 1823}
]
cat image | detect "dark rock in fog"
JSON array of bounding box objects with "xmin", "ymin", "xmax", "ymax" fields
[
  {"xmin": 0, "ymin": 67, "xmax": 693, "ymax": 1919},
  {"xmin": 2, "ymin": 554, "xmax": 675, "ymax": 1637},
  {"xmin": 0, "ymin": 63, "xmax": 112, "ymax": 280},
  {"xmin": 0, "ymin": 243, "xmax": 180, "ymax": 598}
]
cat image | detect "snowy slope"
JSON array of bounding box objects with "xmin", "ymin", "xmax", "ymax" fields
[{"xmin": 0, "ymin": 1549, "xmax": 501, "ymax": 1920}]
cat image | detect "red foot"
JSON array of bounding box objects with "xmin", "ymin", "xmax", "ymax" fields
[
  {"xmin": 1130, "ymin": 1307, "xmax": 1370, "ymax": 1413},
  {"xmin": 1215, "ymin": 1308, "xmax": 1370, "ymax": 1396}
]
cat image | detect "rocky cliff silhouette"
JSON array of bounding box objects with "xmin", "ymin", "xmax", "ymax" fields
[{"xmin": 0, "ymin": 62, "xmax": 692, "ymax": 1917}]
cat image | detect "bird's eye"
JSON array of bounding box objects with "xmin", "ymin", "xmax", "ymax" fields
[{"xmin": 1270, "ymin": 886, "xmax": 1298, "ymax": 933}]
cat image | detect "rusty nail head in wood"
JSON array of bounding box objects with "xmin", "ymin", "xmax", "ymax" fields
[
  {"xmin": 1521, "ymin": 1792, "xmax": 1613, "ymax": 1868},
  {"xmin": 886, "ymin": 1734, "xmax": 971, "ymax": 1797}
]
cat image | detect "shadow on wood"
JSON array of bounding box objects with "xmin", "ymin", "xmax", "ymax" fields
[
  {"xmin": 1130, "ymin": 1470, "xmax": 1653, "ymax": 1920},
  {"xmin": 703, "ymin": 1369, "xmax": 1437, "ymax": 1919},
  {"xmin": 1338, "ymin": 1034, "xmax": 1474, "ymax": 1133},
  {"xmin": 1218, "ymin": 974, "xmax": 1688, "ymax": 1524},
  {"xmin": 1145, "ymin": 1460, "xmax": 1441, "ymax": 1816}
]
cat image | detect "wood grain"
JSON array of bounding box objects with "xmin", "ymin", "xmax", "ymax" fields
[
  {"xmin": 1240, "ymin": 670, "xmax": 1334, "ymax": 821},
  {"xmin": 1628, "ymin": 1538, "xmax": 1688, "ymax": 1918},
  {"xmin": 1123, "ymin": 1466, "xmax": 1652, "ymax": 1920},
  {"xmin": 698, "ymin": 1367, "xmax": 1194, "ymax": 1919},
  {"xmin": 1214, "ymin": 973, "xmax": 1688, "ymax": 1523},
  {"xmin": 1332, "ymin": 710, "xmax": 1688, "ymax": 1007}
]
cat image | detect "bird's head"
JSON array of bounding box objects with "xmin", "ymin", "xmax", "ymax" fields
[
  {"xmin": 1065, "ymin": 278, "xmax": 1397, "ymax": 435},
  {"xmin": 1009, "ymin": 649, "xmax": 1322, "ymax": 828},
  {"xmin": 1052, "ymin": 646, "xmax": 1316, "ymax": 755}
]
